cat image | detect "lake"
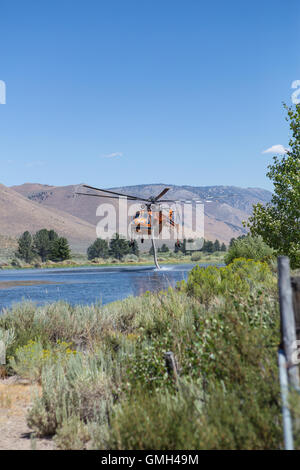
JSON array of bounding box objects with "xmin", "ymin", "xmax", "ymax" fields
[{"xmin": 0, "ymin": 264, "xmax": 208, "ymax": 312}]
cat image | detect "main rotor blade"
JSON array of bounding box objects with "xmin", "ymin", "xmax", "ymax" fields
[
  {"xmin": 76, "ymin": 192, "xmax": 139, "ymax": 200},
  {"xmin": 82, "ymin": 184, "xmax": 149, "ymax": 202},
  {"xmin": 154, "ymin": 188, "xmax": 170, "ymax": 201},
  {"xmin": 156, "ymin": 193, "xmax": 238, "ymax": 203}
]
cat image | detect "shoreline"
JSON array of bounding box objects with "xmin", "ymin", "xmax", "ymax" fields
[{"xmin": 0, "ymin": 256, "xmax": 225, "ymax": 271}]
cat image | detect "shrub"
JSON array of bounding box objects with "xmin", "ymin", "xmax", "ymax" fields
[
  {"xmin": 123, "ymin": 254, "xmax": 138, "ymax": 262},
  {"xmin": 54, "ymin": 415, "xmax": 91, "ymax": 450},
  {"xmin": 224, "ymin": 235, "xmax": 274, "ymax": 265},
  {"xmin": 0, "ymin": 258, "xmax": 282, "ymax": 449},
  {"xmin": 191, "ymin": 252, "xmax": 202, "ymax": 262},
  {"xmin": 11, "ymin": 258, "xmax": 25, "ymax": 268},
  {"xmin": 179, "ymin": 258, "xmax": 274, "ymax": 305},
  {"xmin": 0, "ymin": 302, "xmax": 50, "ymax": 357},
  {"xmin": 9, "ymin": 339, "xmax": 76, "ymax": 382},
  {"xmin": 87, "ymin": 239, "xmax": 109, "ymax": 260},
  {"xmin": 106, "ymin": 373, "xmax": 281, "ymax": 450},
  {"xmin": 27, "ymin": 354, "xmax": 112, "ymax": 436}
]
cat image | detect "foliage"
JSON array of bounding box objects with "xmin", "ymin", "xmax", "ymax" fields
[
  {"xmin": 159, "ymin": 244, "xmax": 169, "ymax": 253},
  {"xmin": 49, "ymin": 237, "xmax": 71, "ymax": 261},
  {"xmin": 178, "ymin": 258, "xmax": 274, "ymax": 305},
  {"xmin": 0, "ymin": 259, "xmax": 283, "ymax": 449},
  {"xmin": 224, "ymin": 235, "xmax": 274, "ymax": 265},
  {"xmin": 109, "ymin": 233, "xmax": 130, "ymax": 260},
  {"xmin": 213, "ymin": 239, "xmax": 220, "ymax": 251},
  {"xmin": 16, "ymin": 231, "xmax": 35, "ymax": 263},
  {"xmin": 34, "ymin": 229, "xmax": 54, "ymax": 262},
  {"xmin": 191, "ymin": 251, "xmax": 203, "ymax": 261},
  {"xmin": 54, "ymin": 415, "xmax": 91, "ymax": 450},
  {"xmin": 16, "ymin": 229, "xmax": 72, "ymax": 263},
  {"xmin": 106, "ymin": 260, "xmax": 280, "ymax": 449},
  {"xmin": 203, "ymin": 240, "xmax": 214, "ymax": 253},
  {"xmin": 87, "ymin": 238, "xmax": 109, "ymax": 260},
  {"xmin": 123, "ymin": 254, "xmax": 138, "ymax": 262},
  {"xmin": 129, "ymin": 239, "xmax": 139, "ymax": 257},
  {"xmin": 107, "ymin": 373, "xmax": 280, "ymax": 450},
  {"xmin": 229, "ymin": 235, "xmax": 246, "ymax": 248},
  {"xmin": 27, "ymin": 354, "xmax": 112, "ymax": 436},
  {"xmin": 9, "ymin": 339, "xmax": 76, "ymax": 382},
  {"xmin": 247, "ymin": 104, "xmax": 300, "ymax": 268}
]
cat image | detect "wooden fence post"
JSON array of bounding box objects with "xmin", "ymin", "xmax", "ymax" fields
[
  {"xmin": 278, "ymin": 256, "xmax": 300, "ymax": 389},
  {"xmin": 164, "ymin": 351, "xmax": 179, "ymax": 386},
  {"xmin": 291, "ymin": 277, "xmax": 300, "ymax": 341}
]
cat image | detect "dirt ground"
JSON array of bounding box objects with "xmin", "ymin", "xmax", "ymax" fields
[{"xmin": 0, "ymin": 376, "xmax": 55, "ymax": 450}]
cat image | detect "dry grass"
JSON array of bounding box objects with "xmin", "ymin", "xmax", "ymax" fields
[{"xmin": 0, "ymin": 378, "xmax": 55, "ymax": 450}]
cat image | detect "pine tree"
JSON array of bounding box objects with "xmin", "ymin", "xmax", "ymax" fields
[
  {"xmin": 17, "ymin": 231, "xmax": 35, "ymax": 263},
  {"xmin": 33, "ymin": 229, "xmax": 52, "ymax": 262},
  {"xmin": 213, "ymin": 239, "xmax": 221, "ymax": 252},
  {"xmin": 49, "ymin": 237, "xmax": 71, "ymax": 261},
  {"xmin": 109, "ymin": 233, "xmax": 130, "ymax": 260},
  {"xmin": 220, "ymin": 242, "xmax": 227, "ymax": 252},
  {"xmin": 160, "ymin": 244, "xmax": 169, "ymax": 253},
  {"xmin": 87, "ymin": 238, "xmax": 109, "ymax": 260},
  {"xmin": 203, "ymin": 240, "xmax": 214, "ymax": 253}
]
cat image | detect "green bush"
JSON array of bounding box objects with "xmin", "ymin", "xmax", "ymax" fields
[
  {"xmin": 224, "ymin": 235, "xmax": 274, "ymax": 265},
  {"xmin": 54, "ymin": 415, "xmax": 91, "ymax": 450},
  {"xmin": 179, "ymin": 258, "xmax": 275, "ymax": 305},
  {"xmin": 191, "ymin": 252, "xmax": 202, "ymax": 261},
  {"xmin": 9, "ymin": 339, "xmax": 76, "ymax": 382},
  {"xmin": 0, "ymin": 259, "xmax": 283, "ymax": 449},
  {"xmin": 123, "ymin": 254, "xmax": 139, "ymax": 262},
  {"xmin": 107, "ymin": 373, "xmax": 281, "ymax": 450},
  {"xmin": 27, "ymin": 354, "xmax": 112, "ymax": 436}
]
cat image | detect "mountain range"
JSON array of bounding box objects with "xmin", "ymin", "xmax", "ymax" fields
[{"xmin": 0, "ymin": 183, "xmax": 272, "ymax": 254}]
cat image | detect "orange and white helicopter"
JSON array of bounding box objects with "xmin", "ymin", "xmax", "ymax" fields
[
  {"xmin": 76, "ymin": 184, "xmax": 233, "ymax": 269},
  {"xmin": 76, "ymin": 185, "xmax": 182, "ymax": 268}
]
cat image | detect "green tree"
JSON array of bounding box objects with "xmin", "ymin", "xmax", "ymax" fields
[
  {"xmin": 220, "ymin": 242, "xmax": 227, "ymax": 252},
  {"xmin": 109, "ymin": 233, "xmax": 130, "ymax": 260},
  {"xmin": 213, "ymin": 239, "xmax": 220, "ymax": 252},
  {"xmin": 160, "ymin": 244, "xmax": 169, "ymax": 253},
  {"xmin": 17, "ymin": 231, "xmax": 35, "ymax": 263},
  {"xmin": 49, "ymin": 237, "xmax": 71, "ymax": 262},
  {"xmin": 247, "ymin": 104, "xmax": 300, "ymax": 268},
  {"xmin": 48, "ymin": 229, "xmax": 58, "ymax": 242},
  {"xmin": 203, "ymin": 240, "xmax": 214, "ymax": 253},
  {"xmin": 224, "ymin": 235, "xmax": 274, "ymax": 265},
  {"xmin": 87, "ymin": 238, "xmax": 109, "ymax": 260},
  {"xmin": 34, "ymin": 229, "xmax": 53, "ymax": 262}
]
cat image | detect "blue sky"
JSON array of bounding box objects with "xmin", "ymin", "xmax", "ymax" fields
[{"xmin": 1, "ymin": 0, "xmax": 300, "ymax": 191}]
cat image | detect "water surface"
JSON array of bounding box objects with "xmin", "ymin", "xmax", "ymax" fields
[{"xmin": 0, "ymin": 264, "xmax": 208, "ymax": 312}]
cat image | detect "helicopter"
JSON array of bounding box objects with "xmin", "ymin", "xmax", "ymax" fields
[
  {"xmin": 76, "ymin": 184, "xmax": 235, "ymax": 269},
  {"xmin": 76, "ymin": 184, "xmax": 181, "ymax": 269}
]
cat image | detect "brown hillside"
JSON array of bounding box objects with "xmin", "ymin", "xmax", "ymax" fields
[
  {"xmin": 11, "ymin": 183, "xmax": 272, "ymax": 245},
  {"xmin": 0, "ymin": 184, "xmax": 96, "ymax": 253}
]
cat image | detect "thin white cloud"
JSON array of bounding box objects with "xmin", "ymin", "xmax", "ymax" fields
[
  {"xmin": 262, "ymin": 144, "xmax": 290, "ymax": 155},
  {"xmin": 102, "ymin": 152, "xmax": 123, "ymax": 159},
  {"xmin": 25, "ymin": 160, "xmax": 45, "ymax": 168}
]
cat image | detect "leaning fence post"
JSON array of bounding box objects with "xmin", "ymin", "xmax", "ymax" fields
[
  {"xmin": 291, "ymin": 277, "xmax": 300, "ymax": 341},
  {"xmin": 278, "ymin": 256, "xmax": 299, "ymax": 389},
  {"xmin": 164, "ymin": 351, "xmax": 179, "ymax": 386},
  {"xmin": 278, "ymin": 349, "xmax": 294, "ymax": 450}
]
